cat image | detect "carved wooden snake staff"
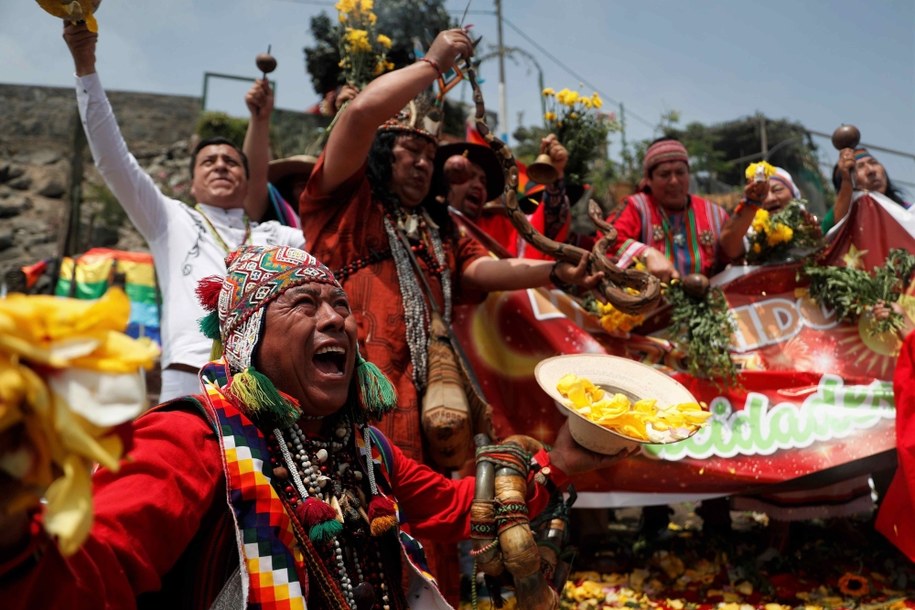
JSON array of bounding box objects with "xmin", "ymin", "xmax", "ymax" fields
[{"xmin": 464, "ymin": 64, "xmax": 661, "ymax": 315}]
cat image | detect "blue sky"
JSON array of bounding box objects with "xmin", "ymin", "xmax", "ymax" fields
[{"xmin": 3, "ymin": 0, "xmax": 913, "ymax": 191}]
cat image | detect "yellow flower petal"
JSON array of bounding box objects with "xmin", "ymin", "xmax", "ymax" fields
[
  {"xmin": 51, "ymin": 397, "xmax": 126, "ymax": 472},
  {"xmin": 49, "ymin": 368, "xmax": 147, "ymax": 427},
  {"xmin": 43, "ymin": 453, "xmax": 94, "ymax": 556}
]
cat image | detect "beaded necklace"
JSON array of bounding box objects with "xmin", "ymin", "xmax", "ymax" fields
[
  {"xmin": 193, "ymin": 204, "xmax": 251, "ymax": 254},
  {"xmin": 271, "ymin": 420, "xmax": 395, "ymax": 610},
  {"xmin": 383, "ymin": 209, "xmax": 452, "ymax": 392}
]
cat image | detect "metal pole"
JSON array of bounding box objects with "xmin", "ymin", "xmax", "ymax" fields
[
  {"xmin": 495, "ymin": 0, "xmax": 508, "ymax": 142},
  {"xmin": 619, "ymin": 102, "xmax": 628, "ymax": 169}
]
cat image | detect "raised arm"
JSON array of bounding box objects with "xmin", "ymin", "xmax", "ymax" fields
[
  {"xmin": 63, "ymin": 22, "xmax": 172, "ymax": 238},
  {"xmin": 831, "ymin": 148, "xmax": 856, "ymax": 226},
  {"xmin": 314, "ymin": 29, "xmax": 474, "ymax": 196},
  {"xmin": 719, "ymin": 179, "xmax": 769, "ymax": 260},
  {"xmin": 242, "ymin": 79, "xmax": 274, "ymax": 221},
  {"xmin": 63, "ymin": 21, "xmax": 96, "ymax": 76}
]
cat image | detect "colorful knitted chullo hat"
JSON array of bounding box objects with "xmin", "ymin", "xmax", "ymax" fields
[{"xmin": 196, "ymin": 245, "xmax": 396, "ymax": 426}]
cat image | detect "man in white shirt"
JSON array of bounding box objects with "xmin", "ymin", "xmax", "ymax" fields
[{"xmin": 63, "ymin": 22, "xmax": 305, "ymax": 401}]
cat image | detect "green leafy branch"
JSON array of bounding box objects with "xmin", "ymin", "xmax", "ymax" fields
[
  {"xmin": 802, "ymin": 248, "xmax": 915, "ymax": 336},
  {"xmin": 666, "ymin": 282, "xmax": 738, "ymax": 386}
]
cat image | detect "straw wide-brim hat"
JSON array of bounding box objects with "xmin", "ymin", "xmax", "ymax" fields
[
  {"xmin": 268, "ymin": 155, "xmax": 318, "ymax": 184},
  {"xmin": 534, "ymin": 354, "xmax": 701, "ymax": 455},
  {"xmin": 433, "ymin": 142, "xmax": 505, "ymax": 203}
]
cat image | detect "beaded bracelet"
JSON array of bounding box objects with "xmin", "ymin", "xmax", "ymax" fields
[
  {"xmin": 418, "ymin": 57, "xmax": 443, "ymax": 78},
  {"xmin": 549, "ymin": 261, "xmax": 575, "ymax": 292}
]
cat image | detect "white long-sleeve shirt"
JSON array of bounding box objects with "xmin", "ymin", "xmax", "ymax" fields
[{"xmin": 76, "ymin": 73, "xmax": 305, "ymax": 370}]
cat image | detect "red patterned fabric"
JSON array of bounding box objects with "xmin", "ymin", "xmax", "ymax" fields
[{"xmin": 610, "ymin": 192, "xmax": 730, "ymax": 277}]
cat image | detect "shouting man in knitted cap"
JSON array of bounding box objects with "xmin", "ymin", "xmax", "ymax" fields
[
  {"xmin": 0, "ymin": 244, "xmax": 625, "ymax": 609},
  {"xmin": 607, "ymin": 137, "xmax": 731, "ymax": 282}
]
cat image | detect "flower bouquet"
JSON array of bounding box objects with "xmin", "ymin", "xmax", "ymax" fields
[
  {"xmin": 745, "ymin": 202, "xmax": 824, "ymax": 265},
  {"xmin": 742, "ymin": 161, "xmax": 824, "ymax": 266},
  {"xmin": 0, "ymin": 288, "xmax": 158, "ymax": 554},
  {"xmin": 542, "ymin": 86, "xmax": 620, "ymax": 186},
  {"xmin": 335, "ymin": 0, "xmax": 394, "ymax": 89}
]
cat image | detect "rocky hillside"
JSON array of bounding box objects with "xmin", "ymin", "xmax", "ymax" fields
[
  {"xmin": 0, "ymin": 83, "xmax": 203, "ymax": 293},
  {"xmin": 0, "ymin": 83, "xmax": 325, "ymax": 294}
]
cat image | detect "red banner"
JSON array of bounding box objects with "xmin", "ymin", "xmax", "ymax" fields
[{"xmin": 453, "ymin": 193, "xmax": 912, "ymax": 499}]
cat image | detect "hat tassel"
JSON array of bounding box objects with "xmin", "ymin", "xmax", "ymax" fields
[
  {"xmin": 356, "ymin": 354, "xmax": 397, "ymax": 420},
  {"xmin": 228, "ymin": 366, "xmax": 299, "ymax": 427}
]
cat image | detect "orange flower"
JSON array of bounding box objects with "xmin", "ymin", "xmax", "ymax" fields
[{"xmin": 838, "ymin": 572, "xmax": 869, "ymax": 597}]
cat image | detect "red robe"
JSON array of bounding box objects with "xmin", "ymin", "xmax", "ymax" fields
[{"xmin": 876, "ymin": 331, "xmax": 915, "ymax": 561}]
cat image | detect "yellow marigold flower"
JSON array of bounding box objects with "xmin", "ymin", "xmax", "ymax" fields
[
  {"xmin": 570, "ymin": 112, "xmax": 579, "ymax": 120},
  {"xmin": 544, "ymin": 111, "xmax": 557, "ymax": 122},
  {"xmin": 542, "ymin": 87, "xmax": 555, "ymax": 96},
  {"xmin": 359, "ymin": 0, "xmax": 374, "ymax": 10},
  {"xmin": 372, "ymin": 59, "xmax": 394, "ymax": 76},
  {"xmin": 751, "ymin": 208, "xmax": 770, "ymax": 233},
  {"xmin": 591, "ymin": 93, "xmax": 603, "ymax": 108},
  {"xmin": 344, "ymin": 28, "xmax": 372, "ymax": 53},
  {"xmin": 376, "ymin": 34, "xmax": 392, "ymax": 49},
  {"xmin": 335, "ymin": 0, "xmax": 356, "ymax": 14},
  {"xmin": 563, "ymin": 90, "xmax": 580, "ymax": 106},
  {"xmin": 581, "ymin": 97, "xmax": 593, "ymax": 109},
  {"xmin": 745, "ymin": 160, "xmax": 777, "ymax": 181},
  {"xmin": 368, "ymin": 12, "xmax": 377, "ymax": 25},
  {"xmin": 556, "ymin": 88, "xmax": 576, "ymax": 106},
  {"xmin": 766, "ymin": 223, "xmax": 793, "ymax": 246}
]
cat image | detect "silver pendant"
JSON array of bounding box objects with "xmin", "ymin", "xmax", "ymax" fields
[{"xmin": 673, "ymin": 232, "xmax": 686, "ymax": 247}]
